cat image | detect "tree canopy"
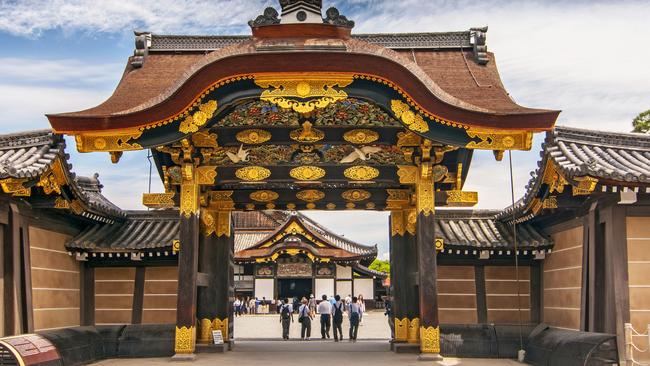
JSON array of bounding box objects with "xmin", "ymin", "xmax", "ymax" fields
[
  {"xmin": 632, "ymin": 109, "xmax": 650, "ymax": 133},
  {"xmin": 369, "ymin": 259, "xmax": 390, "ymax": 274}
]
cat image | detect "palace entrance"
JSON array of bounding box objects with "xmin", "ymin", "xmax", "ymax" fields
[
  {"xmin": 45, "ymin": 0, "xmax": 558, "ymax": 361},
  {"xmin": 278, "ymin": 279, "xmax": 312, "ymax": 300}
]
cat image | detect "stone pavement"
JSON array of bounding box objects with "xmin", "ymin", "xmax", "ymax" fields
[{"xmin": 94, "ymin": 340, "xmax": 523, "ymax": 365}]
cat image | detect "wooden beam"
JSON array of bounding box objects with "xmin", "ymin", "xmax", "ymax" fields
[
  {"xmin": 80, "ymin": 264, "xmax": 95, "ymax": 326},
  {"xmin": 474, "ymin": 265, "xmax": 487, "ymax": 324},
  {"xmin": 19, "ymin": 219, "xmax": 33, "ymax": 333},
  {"xmin": 131, "ymin": 266, "xmax": 146, "ymax": 325},
  {"xmin": 417, "ymin": 211, "xmax": 439, "ymax": 357},
  {"xmin": 530, "ymin": 263, "xmax": 541, "ymax": 324}
]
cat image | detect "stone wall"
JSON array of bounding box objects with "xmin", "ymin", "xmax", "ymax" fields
[{"xmin": 485, "ymin": 266, "xmax": 531, "ymax": 324}]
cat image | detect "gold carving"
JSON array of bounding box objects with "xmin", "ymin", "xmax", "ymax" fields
[
  {"xmin": 397, "ymin": 165, "xmax": 417, "ymax": 184},
  {"xmin": 180, "ymin": 177, "xmax": 199, "ymax": 218},
  {"xmin": 466, "ymin": 129, "xmax": 533, "ymax": 151},
  {"xmin": 407, "ymin": 318, "xmax": 420, "ymax": 344},
  {"xmin": 343, "ymin": 129, "xmax": 379, "ymax": 144},
  {"xmin": 142, "ymin": 192, "xmax": 175, "ymax": 208},
  {"xmin": 420, "ymin": 326, "xmax": 440, "ymax": 354},
  {"xmin": 396, "ymin": 131, "xmax": 422, "ymax": 147},
  {"xmin": 390, "ymin": 210, "xmax": 406, "ymax": 237},
  {"xmin": 195, "ymin": 166, "xmax": 217, "ymax": 185},
  {"xmin": 179, "ymin": 100, "xmax": 218, "ymax": 134},
  {"xmin": 290, "ymin": 121, "xmax": 324, "ymax": 143},
  {"xmin": 416, "ymin": 163, "xmax": 435, "ymax": 216},
  {"xmin": 391, "ymin": 100, "xmax": 429, "ymax": 133},
  {"xmin": 326, "ymin": 203, "xmax": 336, "ymax": 210},
  {"xmin": 366, "ymin": 202, "xmax": 376, "ymax": 209},
  {"xmin": 198, "ymin": 318, "xmax": 213, "ymax": 343},
  {"xmin": 255, "ymin": 74, "xmax": 354, "ymax": 114},
  {"xmin": 172, "ymin": 239, "xmax": 180, "ymax": 254},
  {"xmin": 573, "ymin": 176, "xmax": 598, "ymax": 196},
  {"xmin": 432, "ymin": 164, "xmax": 448, "ymax": 183},
  {"xmin": 236, "ymin": 129, "xmax": 272, "ymax": 144},
  {"xmin": 174, "ymin": 326, "xmax": 195, "ymax": 354},
  {"xmin": 54, "ymin": 197, "xmax": 70, "ymax": 209},
  {"xmin": 344, "ymin": 166, "xmax": 379, "ymax": 181},
  {"xmin": 395, "ymin": 318, "xmax": 408, "ymax": 342},
  {"xmin": 342, "ymin": 189, "xmax": 371, "ymax": 202},
  {"xmin": 212, "ymin": 318, "xmax": 229, "ymax": 342},
  {"xmin": 296, "ymin": 190, "xmax": 325, "ymax": 202},
  {"xmin": 435, "ymin": 238, "xmax": 444, "ymax": 251},
  {"xmin": 542, "ymin": 196, "xmax": 558, "ymax": 208},
  {"xmin": 192, "ymin": 131, "xmax": 218, "ymax": 148},
  {"xmin": 235, "ymin": 166, "xmax": 271, "ymax": 181},
  {"xmin": 287, "ymin": 203, "xmax": 296, "ymax": 210},
  {"xmin": 250, "ymin": 190, "xmax": 279, "ymax": 202},
  {"xmin": 290, "ymin": 166, "xmax": 325, "ymax": 181},
  {"xmin": 110, "ymin": 151, "xmax": 122, "ymax": 164},
  {"xmin": 406, "ymin": 209, "xmax": 417, "ymax": 236},
  {"xmin": 445, "ymin": 190, "xmax": 478, "ymax": 207},
  {"xmin": 386, "ymin": 189, "xmax": 411, "ymax": 211},
  {"xmin": 75, "ymin": 129, "xmax": 143, "ymax": 152},
  {"xmin": 0, "ymin": 178, "xmax": 30, "ymax": 196}
]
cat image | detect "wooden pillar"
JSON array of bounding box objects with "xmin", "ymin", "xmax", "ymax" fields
[
  {"xmin": 390, "ymin": 206, "xmax": 419, "ymax": 344},
  {"xmin": 3, "ymin": 203, "xmax": 24, "ymax": 335},
  {"xmin": 197, "ymin": 209, "xmax": 233, "ymax": 345},
  {"xmin": 131, "ymin": 266, "xmax": 146, "ymax": 325},
  {"xmin": 173, "ymin": 168, "xmax": 200, "ymax": 359},
  {"xmin": 415, "ymin": 162, "xmax": 442, "ymax": 360},
  {"xmin": 475, "ymin": 265, "xmax": 487, "ymax": 324},
  {"xmin": 530, "ymin": 263, "xmax": 542, "ymax": 324},
  {"xmin": 80, "ymin": 264, "xmax": 95, "ymax": 326}
]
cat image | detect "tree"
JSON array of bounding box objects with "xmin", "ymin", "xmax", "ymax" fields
[
  {"xmin": 369, "ymin": 259, "xmax": 390, "ymax": 275},
  {"xmin": 632, "ymin": 109, "xmax": 650, "ymax": 133}
]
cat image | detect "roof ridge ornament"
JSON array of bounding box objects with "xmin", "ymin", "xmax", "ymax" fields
[
  {"xmin": 470, "ymin": 26, "xmax": 488, "ymax": 65},
  {"xmin": 248, "ymin": 1, "xmax": 354, "ymax": 29},
  {"xmin": 323, "ymin": 7, "xmax": 354, "ymax": 28}
]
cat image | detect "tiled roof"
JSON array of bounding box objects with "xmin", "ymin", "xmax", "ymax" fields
[
  {"xmin": 499, "ymin": 126, "xmax": 650, "ymax": 222},
  {"xmin": 72, "ymin": 174, "xmax": 125, "ymax": 220},
  {"xmin": 148, "ymin": 31, "xmax": 472, "ymax": 51},
  {"xmin": 437, "ymin": 210, "xmax": 551, "ymax": 249},
  {"xmin": 0, "ymin": 129, "xmax": 65, "ymax": 179}
]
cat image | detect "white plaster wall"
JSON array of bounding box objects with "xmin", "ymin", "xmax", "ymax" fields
[
  {"xmin": 336, "ymin": 265, "xmax": 352, "ymax": 279},
  {"xmin": 353, "ymin": 278, "xmax": 374, "ymax": 299},
  {"xmin": 254, "ymin": 278, "xmax": 274, "ymax": 300},
  {"xmin": 336, "ymin": 280, "xmax": 352, "ymax": 298},
  {"xmin": 315, "ymin": 278, "xmax": 335, "ymax": 299}
]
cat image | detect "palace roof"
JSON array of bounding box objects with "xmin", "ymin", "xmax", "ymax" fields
[
  {"xmin": 0, "ymin": 129, "xmax": 123, "ymax": 223},
  {"xmin": 437, "ymin": 210, "xmax": 551, "ymax": 251},
  {"xmin": 499, "ymin": 126, "xmax": 650, "ymax": 222}
]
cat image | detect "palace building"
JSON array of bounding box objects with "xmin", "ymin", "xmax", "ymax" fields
[{"xmin": 0, "ymin": 1, "xmax": 648, "ymax": 365}]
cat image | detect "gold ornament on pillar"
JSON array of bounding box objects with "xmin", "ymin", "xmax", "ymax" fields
[
  {"xmin": 420, "ymin": 326, "xmax": 441, "ymax": 354},
  {"xmin": 390, "ymin": 210, "xmax": 406, "ymax": 237},
  {"xmin": 174, "ymin": 326, "xmax": 195, "ymax": 354},
  {"xmin": 416, "ymin": 163, "xmax": 435, "ymax": 217},
  {"xmin": 394, "ymin": 318, "xmax": 408, "ymax": 342},
  {"xmin": 407, "ymin": 318, "xmax": 420, "ymax": 344},
  {"xmin": 198, "ymin": 319, "xmax": 213, "ymax": 343},
  {"xmin": 212, "ymin": 318, "xmax": 229, "ymax": 342}
]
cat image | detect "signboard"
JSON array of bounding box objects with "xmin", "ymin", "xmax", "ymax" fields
[{"xmin": 212, "ymin": 330, "xmax": 224, "ymax": 345}]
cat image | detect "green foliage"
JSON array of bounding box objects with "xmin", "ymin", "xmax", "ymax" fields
[
  {"xmin": 632, "ymin": 109, "xmax": 650, "ymax": 133},
  {"xmin": 369, "ymin": 259, "xmax": 390, "ymax": 274}
]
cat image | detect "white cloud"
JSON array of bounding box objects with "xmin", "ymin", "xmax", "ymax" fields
[
  {"xmin": 0, "ymin": 58, "xmax": 123, "ymax": 86},
  {"xmin": 0, "ymin": 0, "xmax": 274, "ymax": 37}
]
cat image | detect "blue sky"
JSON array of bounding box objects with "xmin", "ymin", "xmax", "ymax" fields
[{"xmin": 1, "ymin": 0, "xmax": 649, "ymax": 259}]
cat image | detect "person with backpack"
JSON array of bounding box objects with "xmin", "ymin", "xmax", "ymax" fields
[
  {"xmin": 317, "ymin": 294, "xmax": 332, "ymax": 339},
  {"xmin": 298, "ymin": 298, "xmax": 313, "ymax": 340},
  {"xmin": 279, "ymin": 298, "xmax": 294, "ymax": 340},
  {"xmin": 331, "ymin": 295, "xmax": 345, "ymax": 342},
  {"xmin": 348, "ymin": 296, "xmax": 361, "ymax": 342}
]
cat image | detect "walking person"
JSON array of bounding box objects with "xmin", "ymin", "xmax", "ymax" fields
[
  {"xmin": 298, "ymin": 298, "xmax": 313, "ymax": 340},
  {"xmin": 317, "ymin": 294, "xmax": 332, "ymax": 339},
  {"xmin": 384, "ymin": 296, "xmax": 394, "ymax": 340},
  {"xmin": 358, "ymin": 294, "xmax": 365, "ymax": 324},
  {"xmin": 279, "ymin": 298, "xmax": 294, "ymax": 340},
  {"xmin": 331, "ymin": 295, "xmax": 345, "ymax": 342},
  {"xmin": 234, "ymin": 298, "xmax": 241, "ymax": 317},
  {"xmin": 308, "ymin": 294, "xmax": 317, "ymax": 315},
  {"xmin": 348, "ymin": 296, "xmax": 361, "ymax": 342}
]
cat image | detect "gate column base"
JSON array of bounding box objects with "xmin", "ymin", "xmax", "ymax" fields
[
  {"xmin": 171, "ymin": 353, "xmax": 196, "ymax": 362},
  {"xmin": 417, "ymin": 353, "xmax": 443, "ymax": 362}
]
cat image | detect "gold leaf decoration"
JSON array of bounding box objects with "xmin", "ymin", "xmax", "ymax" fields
[
  {"xmin": 344, "ymin": 165, "xmax": 379, "ymax": 181},
  {"xmin": 397, "ymin": 165, "xmax": 417, "ymax": 184},
  {"xmin": 395, "ymin": 318, "xmax": 408, "ymax": 342},
  {"xmin": 255, "ymin": 75, "xmax": 354, "ymax": 114},
  {"xmin": 235, "ymin": 166, "xmax": 271, "ymax": 181},
  {"xmin": 420, "ymin": 326, "xmax": 441, "ymax": 354},
  {"xmin": 391, "ymin": 100, "xmax": 429, "ymax": 133},
  {"xmin": 289, "ymin": 121, "xmax": 324, "ymax": 143},
  {"xmin": 250, "ymin": 190, "xmax": 279, "ymax": 202},
  {"xmin": 142, "ymin": 192, "xmax": 175, "ymax": 208},
  {"xmin": 296, "ymin": 189, "xmax": 325, "ymax": 202},
  {"xmin": 446, "ymin": 190, "xmax": 478, "ymax": 207},
  {"xmin": 179, "ymin": 100, "xmax": 218, "ymax": 134},
  {"xmin": 341, "ymin": 189, "xmax": 371, "ymax": 202},
  {"xmin": 174, "ymin": 326, "xmax": 195, "ymax": 354},
  {"xmin": 435, "ymin": 238, "xmax": 444, "ymax": 251},
  {"xmin": 212, "ymin": 318, "xmax": 229, "ymax": 342},
  {"xmin": 75, "ymin": 130, "xmax": 143, "ymax": 152},
  {"xmin": 236, "ymin": 129, "xmax": 272, "ymax": 144},
  {"xmin": 192, "ymin": 131, "xmax": 218, "ymax": 148},
  {"xmin": 465, "ymin": 128, "xmax": 533, "ymax": 151},
  {"xmin": 407, "ymin": 317, "xmax": 420, "ymax": 344},
  {"xmin": 290, "ymin": 166, "xmax": 325, "ymax": 181},
  {"xmin": 195, "ymin": 166, "xmax": 217, "ymax": 185},
  {"xmin": 343, "ymin": 129, "xmax": 379, "ymax": 144}
]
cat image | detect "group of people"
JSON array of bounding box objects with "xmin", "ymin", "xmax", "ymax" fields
[
  {"xmin": 279, "ymin": 294, "xmax": 366, "ymax": 342},
  {"xmin": 233, "ymin": 297, "xmax": 272, "ymax": 316}
]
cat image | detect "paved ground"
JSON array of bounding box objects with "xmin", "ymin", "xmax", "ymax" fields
[
  {"xmin": 95, "ymin": 341, "xmax": 523, "ymax": 365},
  {"xmin": 94, "ymin": 312, "xmax": 524, "ymax": 365},
  {"xmin": 233, "ymin": 310, "xmax": 392, "ymax": 340}
]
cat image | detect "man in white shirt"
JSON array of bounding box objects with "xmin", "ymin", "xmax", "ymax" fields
[{"xmin": 317, "ymin": 294, "xmax": 332, "ymax": 339}]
